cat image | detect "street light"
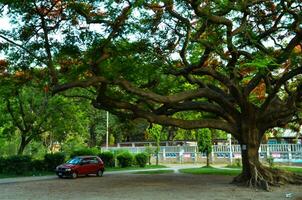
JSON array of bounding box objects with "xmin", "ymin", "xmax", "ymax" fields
[
  {"xmin": 227, "ymin": 134, "xmax": 232, "ymax": 164},
  {"xmin": 106, "ymin": 111, "xmax": 109, "ymax": 150}
]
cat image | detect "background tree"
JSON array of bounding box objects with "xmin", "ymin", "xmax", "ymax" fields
[
  {"xmin": 197, "ymin": 128, "xmax": 212, "ymax": 167},
  {"xmin": 148, "ymin": 124, "xmax": 166, "ymax": 165},
  {"xmin": 0, "ymin": 71, "xmax": 90, "ymax": 154},
  {"xmin": 1, "ymin": 0, "xmax": 302, "ymax": 189}
]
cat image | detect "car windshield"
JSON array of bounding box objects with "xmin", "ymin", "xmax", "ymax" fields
[{"xmin": 67, "ymin": 158, "xmax": 82, "ymax": 164}]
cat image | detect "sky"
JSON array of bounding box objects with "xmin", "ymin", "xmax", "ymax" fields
[{"xmin": 0, "ymin": 10, "xmax": 10, "ymax": 59}]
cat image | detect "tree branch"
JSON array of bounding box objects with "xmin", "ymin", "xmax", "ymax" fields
[
  {"xmin": 52, "ymin": 76, "xmax": 107, "ymax": 94},
  {"xmin": 94, "ymin": 94, "xmax": 237, "ymax": 134}
]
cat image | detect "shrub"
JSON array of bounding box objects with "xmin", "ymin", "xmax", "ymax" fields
[
  {"xmin": 44, "ymin": 152, "xmax": 65, "ymax": 171},
  {"xmin": 0, "ymin": 156, "xmax": 7, "ymax": 173},
  {"xmin": 135, "ymin": 153, "xmax": 148, "ymax": 168},
  {"xmin": 267, "ymin": 156, "xmax": 274, "ymax": 168},
  {"xmin": 99, "ymin": 151, "xmax": 114, "ymax": 167},
  {"xmin": 31, "ymin": 159, "xmax": 46, "ymax": 172},
  {"xmin": 116, "ymin": 152, "xmax": 133, "ymax": 168},
  {"xmin": 70, "ymin": 147, "xmax": 101, "ymax": 159},
  {"xmin": 5, "ymin": 155, "xmax": 32, "ymax": 175}
]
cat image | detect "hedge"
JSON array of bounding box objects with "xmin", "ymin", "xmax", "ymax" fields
[
  {"xmin": 3, "ymin": 155, "xmax": 32, "ymax": 175},
  {"xmin": 99, "ymin": 151, "xmax": 114, "ymax": 167},
  {"xmin": 116, "ymin": 152, "xmax": 133, "ymax": 168},
  {"xmin": 44, "ymin": 153, "xmax": 65, "ymax": 171},
  {"xmin": 135, "ymin": 153, "xmax": 148, "ymax": 168}
]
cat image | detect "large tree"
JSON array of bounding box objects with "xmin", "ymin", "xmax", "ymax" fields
[
  {"xmin": 1, "ymin": 0, "xmax": 302, "ymax": 189},
  {"xmin": 0, "ymin": 76, "xmax": 88, "ymax": 155}
]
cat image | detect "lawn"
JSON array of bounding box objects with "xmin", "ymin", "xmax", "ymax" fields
[
  {"xmin": 179, "ymin": 166, "xmax": 241, "ymax": 176},
  {"xmin": 0, "ymin": 165, "xmax": 167, "ymax": 179},
  {"xmin": 0, "ymin": 171, "xmax": 54, "ymax": 179},
  {"xmin": 133, "ymin": 170, "xmax": 174, "ymax": 174},
  {"xmin": 105, "ymin": 165, "xmax": 167, "ymax": 172},
  {"xmin": 222, "ymin": 165, "xmax": 302, "ymax": 175},
  {"xmin": 278, "ymin": 166, "xmax": 302, "ymax": 174}
]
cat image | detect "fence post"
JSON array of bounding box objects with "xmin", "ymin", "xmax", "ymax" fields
[
  {"xmin": 179, "ymin": 148, "xmax": 184, "ymax": 164},
  {"xmin": 288, "ymin": 144, "xmax": 292, "ymax": 161},
  {"xmin": 194, "ymin": 146, "xmax": 197, "ymax": 163},
  {"xmin": 163, "ymin": 148, "xmax": 166, "ymax": 161},
  {"xmin": 227, "ymin": 134, "xmax": 232, "ymax": 164},
  {"xmin": 211, "ymin": 146, "xmax": 215, "ymax": 164},
  {"xmin": 266, "ymin": 144, "xmax": 270, "ymax": 159}
]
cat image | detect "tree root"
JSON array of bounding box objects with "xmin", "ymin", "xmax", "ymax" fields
[{"xmin": 232, "ymin": 162, "xmax": 302, "ymax": 191}]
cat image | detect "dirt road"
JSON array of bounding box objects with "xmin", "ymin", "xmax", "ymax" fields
[{"xmin": 0, "ymin": 172, "xmax": 301, "ymax": 200}]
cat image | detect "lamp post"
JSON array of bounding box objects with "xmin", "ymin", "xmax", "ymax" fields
[
  {"xmin": 227, "ymin": 134, "xmax": 232, "ymax": 164},
  {"xmin": 106, "ymin": 111, "xmax": 109, "ymax": 150}
]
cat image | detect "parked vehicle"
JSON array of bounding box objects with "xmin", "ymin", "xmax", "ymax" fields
[{"xmin": 56, "ymin": 156, "xmax": 105, "ymax": 178}]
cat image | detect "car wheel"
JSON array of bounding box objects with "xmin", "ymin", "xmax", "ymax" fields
[
  {"xmin": 71, "ymin": 172, "xmax": 78, "ymax": 179},
  {"xmin": 58, "ymin": 175, "xmax": 63, "ymax": 178},
  {"xmin": 96, "ymin": 170, "xmax": 103, "ymax": 177}
]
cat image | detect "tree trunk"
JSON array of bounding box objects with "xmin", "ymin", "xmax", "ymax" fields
[
  {"xmin": 89, "ymin": 124, "xmax": 97, "ymax": 147},
  {"xmin": 206, "ymin": 151, "xmax": 210, "ymax": 167},
  {"xmin": 17, "ymin": 136, "xmax": 27, "ymax": 155},
  {"xmin": 233, "ymin": 126, "xmax": 302, "ymax": 190}
]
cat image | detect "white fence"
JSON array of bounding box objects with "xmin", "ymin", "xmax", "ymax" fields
[{"xmin": 104, "ymin": 144, "xmax": 302, "ymax": 163}]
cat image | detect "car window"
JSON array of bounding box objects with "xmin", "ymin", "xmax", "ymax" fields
[
  {"xmin": 67, "ymin": 158, "xmax": 81, "ymax": 164},
  {"xmin": 81, "ymin": 158, "xmax": 90, "ymax": 164},
  {"xmin": 89, "ymin": 157, "xmax": 99, "ymax": 164}
]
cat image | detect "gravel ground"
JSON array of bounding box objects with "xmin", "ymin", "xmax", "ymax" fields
[{"xmin": 0, "ymin": 173, "xmax": 301, "ymax": 200}]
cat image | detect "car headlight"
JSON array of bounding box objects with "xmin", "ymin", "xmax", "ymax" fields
[{"xmin": 65, "ymin": 168, "xmax": 72, "ymax": 171}]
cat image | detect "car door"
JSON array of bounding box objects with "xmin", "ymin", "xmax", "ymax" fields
[
  {"xmin": 89, "ymin": 157, "xmax": 100, "ymax": 173},
  {"xmin": 78, "ymin": 158, "xmax": 90, "ymax": 175}
]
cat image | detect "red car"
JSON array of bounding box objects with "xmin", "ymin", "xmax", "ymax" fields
[{"xmin": 56, "ymin": 156, "xmax": 105, "ymax": 178}]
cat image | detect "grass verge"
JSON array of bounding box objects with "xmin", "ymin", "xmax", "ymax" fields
[
  {"xmin": 104, "ymin": 165, "xmax": 167, "ymax": 172},
  {"xmin": 277, "ymin": 166, "xmax": 302, "ymax": 174},
  {"xmin": 133, "ymin": 170, "xmax": 174, "ymax": 175},
  {"xmin": 224, "ymin": 165, "xmax": 302, "ymax": 174},
  {"xmin": 0, "ymin": 165, "xmax": 167, "ymax": 179},
  {"xmin": 0, "ymin": 171, "xmax": 54, "ymax": 179},
  {"xmin": 179, "ymin": 166, "xmax": 241, "ymax": 176}
]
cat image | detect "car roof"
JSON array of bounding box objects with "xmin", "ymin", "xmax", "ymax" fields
[{"xmin": 74, "ymin": 155, "xmax": 99, "ymax": 159}]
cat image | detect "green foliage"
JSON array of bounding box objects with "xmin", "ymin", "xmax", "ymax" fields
[
  {"xmin": 135, "ymin": 153, "xmax": 148, "ymax": 167},
  {"xmin": 1, "ymin": 1, "xmax": 302, "ymax": 184},
  {"xmin": 44, "ymin": 153, "xmax": 65, "ymax": 171},
  {"xmin": 266, "ymin": 156, "xmax": 274, "ymax": 168},
  {"xmin": 99, "ymin": 151, "xmax": 115, "ymax": 167},
  {"xmin": 0, "ymin": 156, "xmax": 7, "ymax": 173},
  {"xmin": 116, "ymin": 151, "xmax": 134, "ymax": 168},
  {"xmin": 3, "ymin": 155, "xmax": 32, "ymax": 175},
  {"xmin": 226, "ymin": 159, "xmax": 242, "ymax": 168},
  {"xmin": 241, "ymin": 56, "xmax": 275, "ymax": 70},
  {"xmin": 112, "ymin": 118, "xmax": 149, "ymax": 142},
  {"xmin": 144, "ymin": 146, "xmax": 155, "ymax": 165},
  {"xmin": 148, "ymin": 124, "xmax": 164, "ymax": 151},
  {"xmin": 31, "ymin": 159, "xmax": 46, "ymax": 172},
  {"xmin": 197, "ymin": 128, "xmax": 212, "ymax": 155},
  {"xmin": 70, "ymin": 147, "xmax": 101, "ymax": 158},
  {"xmin": 0, "ymin": 80, "xmax": 90, "ymax": 155}
]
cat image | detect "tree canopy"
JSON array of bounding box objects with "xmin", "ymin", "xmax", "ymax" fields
[{"xmin": 1, "ymin": 0, "xmax": 302, "ymax": 189}]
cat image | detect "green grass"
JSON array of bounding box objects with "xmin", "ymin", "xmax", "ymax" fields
[
  {"xmin": 0, "ymin": 171, "xmax": 54, "ymax": 179},
  {"xmin": 133, "ymin": 170, "xmax": 174, "ymax": 175},
  {"xmin": 0, "ymin": 165, "xmax": 166, "ymax": 179},
  {"xmin": 179, "ymin": 166, "xmax": 241, "ymax": 176},
  {"xmin": 278, "ymin": 166, "xmax": 302, "ymax": 174},
  {"xmin": 225, "ymin": 165, "xmax": 242, "ymax": 169},
  {"xmin": 105, "ymin": 165, "xmax": 167, "ymax": 172}
]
